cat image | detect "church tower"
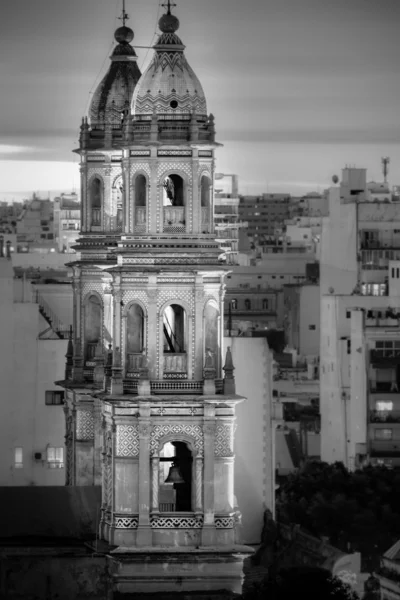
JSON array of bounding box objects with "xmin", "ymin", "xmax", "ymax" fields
[{"xmin": 60, "ymin": 2, "xmax": 251, "ymax": 595}]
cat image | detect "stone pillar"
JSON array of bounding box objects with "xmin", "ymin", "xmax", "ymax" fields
[
  {"xmin": 103, "ymin": 287, "xmax": 113, "ymax": 348},
  {"xmin": 202, "ymin": 406, "xmax": 217, "ymax": 546},
  {"xmin": 195, "ymin": 457, "xmax": 203, "ymax": 514},
  {"xmin": 72, "ymin": 338, "xmax": 84, "ymax": 382},
  {"xmin": 72, "ymin": 271, "xmax": 82, "ymax": 346},
  {"xmin": 103, "ymin": 164, "xmax": 112, "ymax": 231},
  {"xmin": 112, "ymin": 277, "xmax": 122, "ymax": 350},
  {"xmin": 93, "ymin": 398, "xmax": 103, "ymax": 486},
  {"xmin": 74, "ymin": 402, "xmax": 95, "ymax": 485},
  {"xmin": 80, "ymin": 161, "xmax": 88, "ymax": 232},
  {"xmin": 136, "ymin": 411, "xmax": 152, "ymax": 547},
  {"xmin": 151, "ymin": 457, "xmax": 159, "ymax": 512},
  {"xmin": 99, "ymin": 417, "xmax": 107, "ymax": 538},
  {"xmin": 194, "ymin": 279, "xmax": 204, "ymax": 380},
  {"xmin": 122, "ymin": 154, "xmax": 130, "ymax": 234},
  {"xmin": 150, "ymin": 159, "xmax": 158, "ymax": 234},
  {"xmin": 192, "ymin": 156, "xmax": 200, "ymax": 234},
  {"xmin": 147, "ymin": 277, "xmax": 158, "ymax": 380}
]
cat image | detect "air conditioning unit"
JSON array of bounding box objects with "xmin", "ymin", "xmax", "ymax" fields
[{"xmin": 34, "ymin": 452, "xmax": 42, "ymax": 461}]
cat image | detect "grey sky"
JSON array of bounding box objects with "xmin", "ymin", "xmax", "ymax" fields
[{"xmin": 0, "ymin": 0, "xmax": 399, "ymax": 194}]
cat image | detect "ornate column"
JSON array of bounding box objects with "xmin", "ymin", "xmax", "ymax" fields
[
  {"xmin": 103, "ymin": 163, "xmax": 112, "ymax": 231},
  {"xmin": 194, "ymin": 278, "xmax": 204, "ymax": 380},
  {"xmin": 136, "ymin": 409, "xmax": 152, "ymax": 547},
  {"xmin": 192, "ymin": 154, "xmax": 200, "ymax": 234},
  {"xmin": 72, "ymin": 269, "xmax": 82, "ymax": 346},
  {"xmin": 202, "ymin": 405, "xmax": 217, "ymax": 546},
  {"xmin": 147, "ymin": 276, "xmax": 158, "ymax": 380},
  {"xmin": 80, "ymin": 160, "xmax": 88, "ymax": 232},
  {"xmin": 112, "ymin": 275, "xmax": 122, "ymax": 350},
  {"xmin": 150, "ymin": 158, "xmax": 158, "ymax": 234},
  {"xmin": 122, "ymin": 153, "xmax": 130, "ymax": 234},
  {"xmin": 195, "ymin": 456, "xmax": 203, "ymax": 514},
  {"xmin": 93, "ymin": 397, "xmax": 103, "ymax": 486},
  {"xmin": 151, "ymin": 457, "xmax": 160, "ymax": 513}
]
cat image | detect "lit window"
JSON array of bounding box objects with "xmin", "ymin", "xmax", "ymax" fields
[
  {"xmin": 231, "ymin": 299, "xmax": 238, "ymax": 309},
  {"xmin": 14, "ymin": 447, "xmax": 23, "ymax": 469},
  {"xmin": 47, "ymin": 447, "xmax": 64, "ymax": 468},
  {"xmin": 45, "ymin": 391, "xmax": 64, "ymax": 405},
  {"xmin": 376, "ymin": 401, "xmax": 393, "ymax": 411},
  {"xmin": 374, "ymin": 429, "xmax": 392, "ymax": 440}
]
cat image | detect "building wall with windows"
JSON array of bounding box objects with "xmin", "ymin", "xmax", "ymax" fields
[
  {"xmin": 0, "ymin": 257, "xmax": 67, "ymax": 485},
  {"xmin": 320, "ymin": 168, "xmax": 400, "ymax": 469}
]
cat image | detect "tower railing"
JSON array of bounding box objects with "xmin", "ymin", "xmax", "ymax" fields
[
  {"xmin": 163, "ymin": 207, "xmax": 185, "ymax": 233},
  {"xmin": 134, "ymin": 207, "xmax": 146, "ymax": 232}
]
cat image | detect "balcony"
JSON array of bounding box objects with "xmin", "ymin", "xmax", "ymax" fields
[
  {"xmin": 369, "ymin": 440, "xmax": 400, "ymax": 457},
  {"xmin": 365, "ymin": 310, "xmax": 399, "ymax": 326},
  {"xmin": 134, "ymin": 207, "xmax": 146, "ymax": 233},
  {"xmin": 163, "ymin": 207, "xmax": 185, "ymax": 233},
  {"xmin": 370, "ymin": 410, "xmax": 400, "ymax": 423},
  {"xmin": 163, "ymin": 353, "xmax": 187, "ymax": 378},
  {"xmin": 370, "ymin": 381, "xmax": 400, "ymax": 393},
  {"xmin": 370, "ymin": 349, "xmax": 400, "ymax": 366}
]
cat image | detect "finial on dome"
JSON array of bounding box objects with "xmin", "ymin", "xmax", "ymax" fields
[
  {"xmin": 159, "ymin": 0, "xmax": 179, "ymax": 33},
  {"xmin": 115, "ymin": 0, "xmax": 134, "ymax": 43}
]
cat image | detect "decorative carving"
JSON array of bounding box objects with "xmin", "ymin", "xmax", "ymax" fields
[
  {"xmin": 158, "ymin": 288, "xmax": 194, "ymax": 312},
  {"xmin": 76, "ymin": 410, "xmax": 94, "ymax": 441},
  {"xmin": 157, "ymin": 162, "xmax": 193, "ymax": 183},
  {"xmin": 151, "ymin": 458, "xmax": 159, "ymax": 511},
  {"xmin": 195, "ymin": 458, "xmax": 203, "ymax": 512},
  {"xmin": 150, "ymin": 424, "xmax": 204, "ymax": 456},
  {"xmin": 147, "ymin": 288, "xmax": 158, "ymax": 301},
  {"xmin": 138, "ymin": 421, "xmax": 150, "ymax": 437},
  {"xmin": 115, "ymin": 516, "xmax": 139, "ymax": 529},
  {"xmin": 215, "ymin": 516, "xmax": 235, "ymax": 529},
  {"xmin": 130, "ymin": 162, "xmax": 151, "ymax": 178},
  {"xmin": 116, "ymin": 424, "xmax": 139, "ymax": 457},
  {"xmin": 215, "ymin": 423, "xmax": 234, "ymax": 457},
  {"xmin": 150, "ymin": 515, "xmax": 203, "ymax": 529}
]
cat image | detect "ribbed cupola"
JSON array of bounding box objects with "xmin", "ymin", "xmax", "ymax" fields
[
  {"xmin": 89, "ymin": 10, "xmax": 141, "ymax": 130},
  {"xmin": 132, "ymin": 1, "xmax": 207, "ymax": 118}
]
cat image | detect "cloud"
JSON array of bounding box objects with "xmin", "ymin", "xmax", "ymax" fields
[{"xmin": 0, "ymin": 144, "xmax": 44, "ymax": 158}]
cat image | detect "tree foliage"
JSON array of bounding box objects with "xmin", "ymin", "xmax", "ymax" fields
[
  {"xmin": 277, "ymin": 461, "xmax": 400, "ymax": 569},
  {"xmin": 247, "ymin": 567, "xmax": 359, "ymax": 600}
]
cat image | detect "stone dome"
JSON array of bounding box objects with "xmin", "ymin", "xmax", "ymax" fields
[
  {"xmin": 89, "ymin": 30, "xmax": 141, "ymax": 129},
  {"xmin": 132, "ymin": 10, "xmax": 207, "ymax": 119}
]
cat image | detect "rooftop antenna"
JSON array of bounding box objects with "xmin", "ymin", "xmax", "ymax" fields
[
  {"xmin": 162, "ymin": 0, "xmax": 177, "ymax": 14},
  {"xmin": 118, "ymin": 0, "xmax": 129, "ymax": 25},
  {"xmin": 382, "ymin": 156, "xmax": 390, "ymax": 184}
]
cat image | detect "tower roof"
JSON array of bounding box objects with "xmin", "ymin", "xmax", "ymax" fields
[
  {"xmin": 132, "ymin": 2, "xmax": 207, "ymax": 119},
  {"xmin": 89, "ymin": 11, "xmax": 141, "ymax": 129}
]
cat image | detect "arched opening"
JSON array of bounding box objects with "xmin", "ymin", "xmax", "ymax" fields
[
  {"xmin": 163, "ymin": 174, "xmax": 185, "ymax": 233},
  {"xmin": 231, "ymin": 298, "xmax": 238, "ymax": 309},
  {"xmin": 134, "ymin": 174, "xmax": 147, "ymax": 233},
  {"xmin": 90, "ymin": 177, "xmax": 103, "ymax": 227},
  {"xmin": 159, "ymin": 441, "xmax": 192, "ymax": 512},
  {"xmin": 163, "ymin": 304, "xmax": 187, "ymax": 376},
  {"xmin": 126, "ymin": 303, "xmax": 145, "ymax": 374},
  {"xmin": 200, "ymin": 175, "xmax": 211, "ymax": 233},
  {"xmin": 111, "ymin": 178, "xmax": 123, "ymax": 232},
  {"xmin": 84, "ymin": 294, "xmax": 102, "ymax": 362},
  {"xmin": 204, "ymin": 302, "xmax": 220, "ymax": 373}
]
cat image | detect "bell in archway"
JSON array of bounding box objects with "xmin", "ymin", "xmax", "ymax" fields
[{"xmin": 165, "ymin": 462, "xmax": 185, "ymax": 484}]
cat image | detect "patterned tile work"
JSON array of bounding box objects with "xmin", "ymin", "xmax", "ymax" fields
[
  {"xmin": 76, "ymin": 410, "xmax": 95, "ymax": 441},
  {"xmin": 115, "ymin": 516, "xmax": 139, "ymax": 529},
  {"xmin": 215, "ymin": 516, "xmax": 235, "ymax": 529},
  {"xmin": 215, "ymin": 423, "xmax": 234, "ymax": 457},
  {"xmin": 116, "ymin": 424, "xmax": 139, "ymax": 457},
  {"xmin": 150, "ymin": 515, "xmax": 203, "ymax": 529},
  {"xmin": 150, "ymin": 423, "xmax": 204, "ymax": 456}
]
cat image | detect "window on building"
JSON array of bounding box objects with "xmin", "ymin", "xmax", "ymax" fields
[
  {"xmin": 374, "ymin": 429, "xmax": 392, "ymax": 440},
  {"xmin": 376, "ymin": 401, "xmax": 393, "ymax": 411},
  {"xmin": 346, "ymin": 310, "xmax": 351, "ymax": 318},
  {"xmin": 309, "ymin": 325, "xmax": 316, "ymax": 331},
  {"xmin": 263, "ymin": 299, "xmax": 269, "ymax": 310},
  {"xmin": 47, "ymin": 447, "xmax": 64, "ymax": 468},
  {"xmin": 244, "ymin": 299, "xmax": 251, "ymax": 310},
  {"xmin": 347, "ymin": 339, "xmax": 351, "ymax": 354},
  {"xmin": 45, "ymin": 391, "xmax": 64, "ymax": 405},
  {"xmin": 231, "ymin": 299, "xmax": 238, "ymax": 309},
  {"xmin": 14, "ymin": 447, "xmax": 23, "ymax": 468}
]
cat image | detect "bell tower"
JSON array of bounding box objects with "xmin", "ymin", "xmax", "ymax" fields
[{"xmin": 59, "ymin": 2, "xmax": 251, "ymax": 596}]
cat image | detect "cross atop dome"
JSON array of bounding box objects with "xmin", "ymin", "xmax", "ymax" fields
[
  {"xmin": 118, "ymin": 0, "xmax": 129, "ymax": 26},
  {"xmin": 161, "ymin": 0, "xmax": 177, "ymax": 15}
]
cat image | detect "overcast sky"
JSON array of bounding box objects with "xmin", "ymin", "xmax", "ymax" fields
[{"xmin": 0, "ymin": 0, "xmax": 399, "ymax": 198}]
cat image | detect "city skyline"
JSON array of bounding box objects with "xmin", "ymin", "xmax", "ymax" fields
[{"xmin": 0, "ymin": 0, "xmax": 399, "ymax": 199}]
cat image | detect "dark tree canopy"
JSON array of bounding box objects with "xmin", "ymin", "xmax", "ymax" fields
[
  {"xmin": 247, "ymin": 567, "xmax": 359, "ymax": 600},
  {"xmin": 277, "ymin": 461, "xmax": 400, "ymax": 570}
]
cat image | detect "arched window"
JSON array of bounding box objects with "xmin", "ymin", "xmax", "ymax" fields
[
  {"xmin": 200, "ymin": 175, "xmax": 211, "ymax": 233},
  {"xmin": 204, "ymin": 302, "xmax": 219, "ymax": 371},
  {"xmin": 163, "ymin": 304, "xmax": 187, "ymax": 375},
  {"xmin": 126, "ymin": 303, "xmax": 145, "ymax": 373},
  {"xmin": 231, "ymin": 298, "xmax": 238, "ymax": 310},
  {"xmin": 134, "ymin": 174, "xmax": 147, "ymax": 233},
  {"xmin": 90, "ymin": 177, "xmax": 102, "ymax": 227},
  {"xmin": 84, "ymin": 294, "xmax": 102, "ymax": 361},
  {"xmin": 163, "ymin": 174, "xmax": 185, "ymax": 233},
  {"xmin": 159, "ymin": 441, "xmax": 192, "ymax": 512},
  {"xmin": 245, "ymin": 298, "xmax": 251, "ymax": 310}
]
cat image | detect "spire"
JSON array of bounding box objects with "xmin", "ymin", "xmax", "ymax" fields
[
  {"xmin": 161, "ymin": 0, "xmax": 177, "ymax": 15},
  {"xmin": 119, "ymin": 0, "xmax": 129, "ymax": 26}
]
